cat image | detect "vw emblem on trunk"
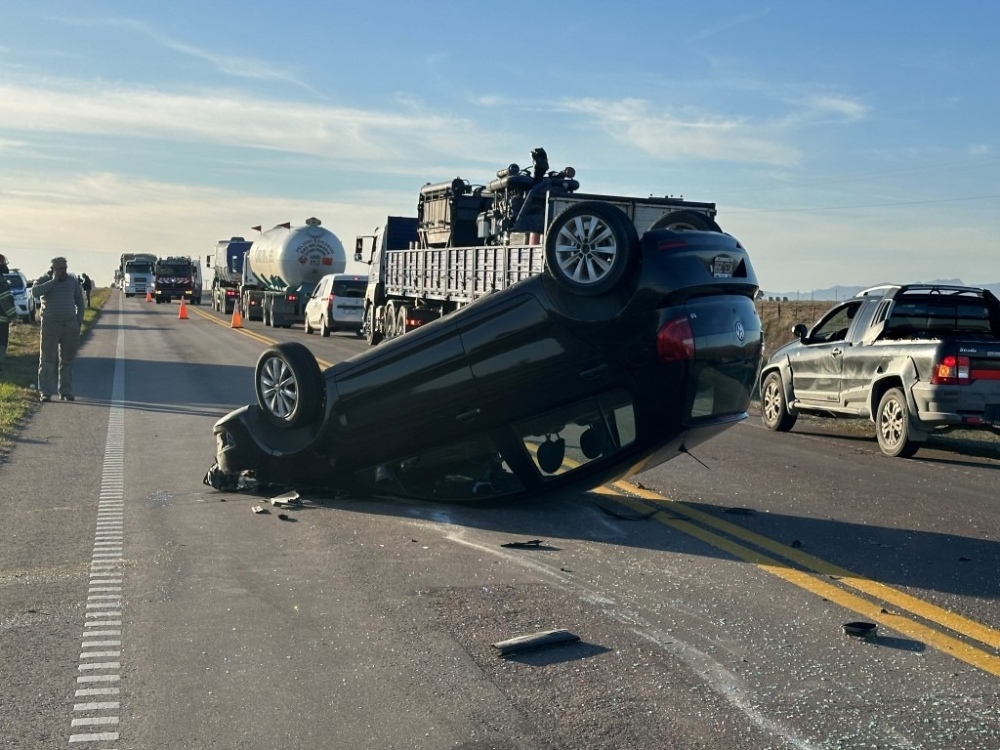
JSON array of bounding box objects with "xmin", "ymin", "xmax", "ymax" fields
[{"xmin": 735, "ymin": 321, "xmax": 745, "ymax": 341}]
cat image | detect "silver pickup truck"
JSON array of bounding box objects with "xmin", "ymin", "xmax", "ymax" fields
[{"xmin": 759, "ymin": 284, "xmax": 1000, "ymax": 456}]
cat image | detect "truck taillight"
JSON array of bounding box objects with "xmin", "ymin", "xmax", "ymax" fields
[
  {"xmin": 932, "ymin": 355, "xmax": 970, "ymax": 385},
  {"xmin": 656, "ymin": 316, "xmax": 695, "ymax": 362}
]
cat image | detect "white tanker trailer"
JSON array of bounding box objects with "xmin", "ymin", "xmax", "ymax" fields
[{"xmin": 241, "ymin": 217, "xmax": 347, "ymax": 327}]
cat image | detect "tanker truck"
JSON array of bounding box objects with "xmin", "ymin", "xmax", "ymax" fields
[{"xmin": 241, "ymin": 218, "xmax": 346, "ymax": 328}]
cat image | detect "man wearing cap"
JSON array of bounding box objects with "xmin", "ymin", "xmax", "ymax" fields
[
  {"xmin": 32, "ymin": 256, "xmax": 85, "ymax": 402},
  {"xmin": 0, "ymin": 255, "xmax": 16, "ymax": 372}
]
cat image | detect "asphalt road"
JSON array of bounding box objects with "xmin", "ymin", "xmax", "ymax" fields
[{"xmin": 0, "ymin": 295, "xmax": 997, "ymax": 749}]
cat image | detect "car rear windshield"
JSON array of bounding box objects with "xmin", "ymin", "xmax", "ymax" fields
[
  {"xmin": 3, "ymin": 274, "xmax": 24, "ymax": 290},
  {"xmin": 886, "ymin": 296, "xmax": 1000, "ymax": 336},
  {"xmin": 332, "ymin": 279, "xmax": 366, "ymax": 297}
]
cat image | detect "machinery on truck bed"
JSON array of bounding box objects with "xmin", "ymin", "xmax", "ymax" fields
[
  {"xmin": 209, "ymin": 237, "xmax": 253, "ymax": 315},
  {"xmin": 357, "ymin": 147, "xmax": 723, "ymax": 346},
  {"xmin": 153, "ymin": 256, "xmax": 200, "ymax": 304},
  {"xmin": 241, "ymin": 218, "xmax": 347, "ymax": 328}
]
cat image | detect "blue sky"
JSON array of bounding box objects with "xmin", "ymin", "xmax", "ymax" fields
[{"xmin": 1, "ymin": 1, "xmax": 998, "ymax": 294}]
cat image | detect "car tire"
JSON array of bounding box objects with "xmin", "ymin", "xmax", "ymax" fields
[
  {"xmin": 364, "ymin": 305, "xmax": 383, "ymax": 346},
  {"xmin": 304, "ymin": 314, "xmax": 313, "ymax": 334},
  {"xmin": 761, "ymin": 372, "xmax": 797, "ymax": 432},
  {"xmin": 876, "ymin": 388, "xmax": 920, "ymax": 457},
  {"xmin": 544, "ymin": 201, "xmax": 638, "ymax": 295},
  {"xmin": 649, "ymin": 210, "xmax": 722, "ymax": 232},
  {"xmin": 255, "ymin": 342, "xmax": 323, "ymax": 429},
  {"xmin": 320, "ymin": 316, "xmax": 330, "ymax": 338}
]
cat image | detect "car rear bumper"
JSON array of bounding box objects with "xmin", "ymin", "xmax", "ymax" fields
[{"xmin": 911, "ymin": 381, "xmax": 1000, "ymax": 427}]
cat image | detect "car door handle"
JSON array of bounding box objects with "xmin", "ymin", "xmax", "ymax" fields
[
  {"xmin": 581, "ymin": 364, "xmax": 609, "ymax": 380},
  {"xmin": 456, "ymin": 408, "xmax": 481, "ymax": 423}
]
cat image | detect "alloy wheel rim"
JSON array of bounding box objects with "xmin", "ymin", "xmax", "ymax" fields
[
  {"xmin": 553, "ymin": 215, "xmax": 617, "ymax": 286},
  {"xmin": 260, "ymin": 357, "xmax": 298, "ymax": 418}
]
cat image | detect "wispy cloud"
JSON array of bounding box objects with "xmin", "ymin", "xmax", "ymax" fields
[
  {"xmin": 560, "ymin": 98, "xmax": 801, "ymax": 166},
  {"xmin": 52, "ymin": 16, "xmax": 316, "ymax": 91},
  {"xmin": 0, "ymin": 78, "xmax": 492, "ymax": 163},
  {"xmin": 687, "ymin": 8, "xmax": 773, "ymax": 44}
]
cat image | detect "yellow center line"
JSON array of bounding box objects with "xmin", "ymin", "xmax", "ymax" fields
[
  {"xmin": 186, "ymin": 306, "xmax": 334, "ymax": 368},
  {"xmin": 604, "ymin": 483, "xmax": 1000, "ymax": 676}
]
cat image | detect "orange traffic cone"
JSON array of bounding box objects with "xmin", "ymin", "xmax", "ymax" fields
[
  {"xmin": 145, "ymin": 291, "xmax": 153, "ymax": 302},
  {"xmin": 178, "ymin": 298, "xmax": 189, "ymax": 320},
  {"xmin": 230, "ymin": 301, "xmax": 243, "ymax": 329}
]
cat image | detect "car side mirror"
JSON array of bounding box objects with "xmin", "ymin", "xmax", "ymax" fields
[{"xmin": 792, "ymin": 323, "xmax": 808, "ymax": 340}]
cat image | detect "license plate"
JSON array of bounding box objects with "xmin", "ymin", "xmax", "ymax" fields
[{"xmin": 712, "ymin": 256, "xmax": 734, "ymax": 278}]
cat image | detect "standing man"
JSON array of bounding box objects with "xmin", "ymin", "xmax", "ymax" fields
[
  {"xmin": 80, "ymin": 272, "xmax": 93, "ymax": 307},
  {"xmin": 32, "ymin": 257, "xmax": 85, "ymax": 402},
  {"xmin": 0, "ymin": 255, "xmax": 16, "ymax": 373}
]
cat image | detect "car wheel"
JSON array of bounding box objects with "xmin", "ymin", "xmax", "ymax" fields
[
  {"xmin": 649, "ymin": 209, "xmax": 722, "ymax": 232},
  {"xmin": 304, "ymin": 313, "xmax": 313, "ymax": 335},
  {"xmin": 29, "ymin": 309, "xmax": 36, "ymax": 323},
  {"xmin": 761, "ymin": 372, "xmax": 797, "ymax": 432},
  {"xmin": 364, "ymin": 305, "xmax": 382, "ymax": 346},
  {"xmin": 544, "ymin": 201, "xmax": 638, "ymax": 295},
  {"xmin": 875, "ymin": 388, "xmax": 920, "ymax": 457},
  {"xmin": 254, "ymin": 342, "xmax": 323, "ymax": 429},
  {"xmin": 320, "ymin": 315, "xmax": 330, "ymax": 338}
]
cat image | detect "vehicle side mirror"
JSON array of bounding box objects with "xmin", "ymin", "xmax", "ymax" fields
[
  {"xmin": 792, "ymin": 323, "xmax": 808, "ymax": 340},
  {"xmin": 353, "ymin": 252, "xmax": 362, "ymax": 263}
]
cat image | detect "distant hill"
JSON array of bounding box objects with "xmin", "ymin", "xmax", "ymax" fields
[{"xmin": 762, "ymin": 279, "xmax": 1000, "ymax": 302}]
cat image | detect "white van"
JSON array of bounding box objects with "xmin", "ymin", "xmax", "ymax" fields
[{"xmin": 303, "ymin": 273, "xmax": 366, "ymax": 336}]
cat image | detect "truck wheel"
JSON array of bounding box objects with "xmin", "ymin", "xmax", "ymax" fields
[
  {"xmin": 875, "ymin": 388, "xmax": 920, "ymax": 458},
  {"xmin": 255, "ymin": 342, "xmax": 323, "ymax": 429},
  {"xmin": 384, "ymin": 302, "xmax": 397, "ymax": 340},
  {"xmin": 544, "ymin": 202, "xmax": 638, "ymax": 295},
  {"xmin": 649, "ymin": 210, "xmax": 722, "ymax": 232},
  {"xmin": 761, "ymin": 372, "xmax": 797, "ymax": 432},
  {"xmin": 397, "ymin": 306, "xmax": 410, "ymax": 336},
  {"xmin": 364, "ymin": 305, "xmax": 382, "ymax": 346}
]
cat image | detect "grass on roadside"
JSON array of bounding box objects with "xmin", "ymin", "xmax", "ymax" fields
[{"xmin": 0, "ymin": 287, "xmax": 110, "ymax": 458}]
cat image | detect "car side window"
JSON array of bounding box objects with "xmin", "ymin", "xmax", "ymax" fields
[
  {"xmin": 810, "ymin": 301, "xmax": 862, "ymax": 343},
  {"xmin": 514, "ymin": 390, "xmax": 636, "ymax": 478}
]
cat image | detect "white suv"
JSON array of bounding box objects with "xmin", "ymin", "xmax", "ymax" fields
[{"xmin": 3, "ymin": 269, "xmax": 36, "ymax": 323}]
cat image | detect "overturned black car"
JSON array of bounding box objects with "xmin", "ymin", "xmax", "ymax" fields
[{"xmin": 208, "ymin": 170, "xmax": 764, "ymax": 502}]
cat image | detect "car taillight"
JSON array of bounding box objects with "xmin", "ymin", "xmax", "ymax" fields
[
  {"xmin": 226, "ymin": 289, "xmax": 236, "ymax": 297},
  {"xmin": 932, "ymin": 355, "xmax": 970, "ymax": 385},
  {"xmin": 286, "ymin": 294, "xmax": 296, "ymax": 302},
  {"xmin": 656, "ymin": 316, "xmax": 695, "ymax": 362}
]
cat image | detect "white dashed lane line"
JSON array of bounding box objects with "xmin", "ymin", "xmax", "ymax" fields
[{"xmin": 69, "ymin": 299, "xmax": 126, "ymax": 747}]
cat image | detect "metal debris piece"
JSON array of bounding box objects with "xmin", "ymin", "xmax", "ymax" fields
[
  {"xmin": 270, "ymin": 490, "xmax": 302, "ymax": 507},
  {"xmin": 252, "ymin": 506, "xmax": 269, "ymax": 514},
  {"xmin": 596, "ymin": 504, "xmax": 657, "ymax": 521},
  {"xmin": 501, "ymin": 539, "xmax": 544, "ymax": 549},
  {"xmin": 493, "ymin": 629, "xmax": 580, "ymax": 656},
  {"xmin": 842, "ymin": 621, "xmax": 877, "ymax": 638},
  {"xmin": 277, "ymin": 513, "xmax": 291, "ymax": 521}
]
